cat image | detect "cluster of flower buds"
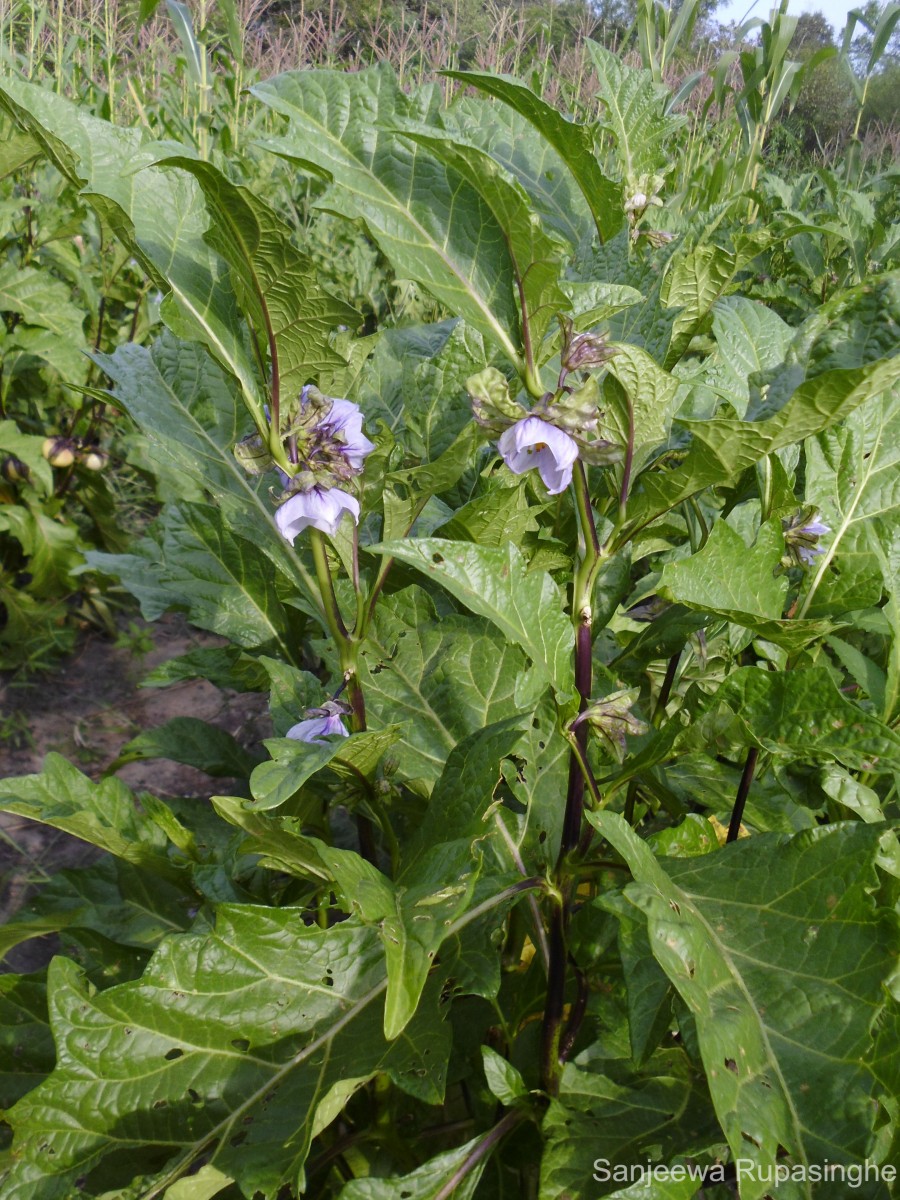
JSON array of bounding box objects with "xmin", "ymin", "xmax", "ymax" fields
[
  {"xmin": 286, "ymin": 699, "xmax": 352, "ymax": 743},
  {"xmin": 624, "ymin": 174, "xmax": 665, "ymax": 242},
  {"xmin": 41, "ymin": 437, "xmax": 109, "ymax": 471},
  {"xmin": 236, "ymin": 386, "xmax": 375, "ymax": 543},
  {"xmin": 782, "ymin": 509, "xmax": 831, "ymax": 568},
  {"xmin": 467, "ymin": 331, "xmax": 621, "ymax": 495},
  {"xmin": 574, "ymin": 687, "xmax": 648, "ymax": 762}
]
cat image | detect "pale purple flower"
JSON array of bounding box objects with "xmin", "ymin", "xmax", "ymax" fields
[
  {"xmin": 286, "ymin": 713, "xmax": 349, "ymax": 743},
  {"xmin": 274, "ymin": 486, "xmax": 360, "ymax": 543},
  {"xmin": 319, "ymin": 398, "xmax": 376, "ymax": 470},
  {"xmin": 497, "ymin": 416, "xmax": 579, "ymax": 495},
  {"xmin": 786, "ymin": 514, "xmax": 831, "ymax": 566},
  {"xmin": 801, "ymin": 519, "xmax": 830, "ymax": 538}
]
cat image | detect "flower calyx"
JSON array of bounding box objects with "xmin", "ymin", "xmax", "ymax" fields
[
  {"xmin": 782, "ymin": 508, "xmax": 830, "ymax": 568},
  {"xmin": 575, "ymin": 687, "xmax": 648, "ymax": 762}
]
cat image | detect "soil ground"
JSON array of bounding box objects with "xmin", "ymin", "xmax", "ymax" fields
[{"xmin": 0, "ymin": 616, "xmax": 270, "ymax": 970}]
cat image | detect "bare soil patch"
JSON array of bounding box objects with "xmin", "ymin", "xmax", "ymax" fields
[{"xmin": 0, "ymin": 616, "xmax": 270, "ymax": 966}]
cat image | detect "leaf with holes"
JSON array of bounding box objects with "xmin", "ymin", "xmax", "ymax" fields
[{"xmin": 590, "ymin": 813, "xmax": 897, "ymax": 1199}]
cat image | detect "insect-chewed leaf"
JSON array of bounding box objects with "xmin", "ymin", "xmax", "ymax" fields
[
  {"xmin": 591, "ymin": 813, "xmax": 897, "ymax": 1200},
  {"xmin": 3, "ymin": 912, "xmax": 448, "ymax": 1200}
]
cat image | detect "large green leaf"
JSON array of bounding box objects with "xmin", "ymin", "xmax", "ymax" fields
[
  {"xmin": 445, "ymin": 70, "xmax": 623, "ymax": 242},
  {"xmin": 0, "ymin": 754, "xmax": 178, "ymax": 880},
  {"xmin": 710, "ymin": 666, "xmax": 900, "ymax": 773},
  {"xmin": 659, "ymin": 243, "xmax": 741, "ymax": 371},
  {"xmin": 160, "ymin": 156, "xmax": 356, "ymax": 390},
  {"xmin": 252, "ymin": 65, "xmax": 524, "ymax": 369},
  {"xmin": 626, "ymin": 352, "xmax": 900, "ymax": 533},
  {"xmin": 603, "ymin": 342, "xmax": 680, "ymax": 485},
  {"xmin": 402, "ymin": 716, "xmax": 528, "ymax": 874},
  {"xmin": 2, "ymin": 913, "xmax": 448, "ymax": 1200},
  {"xmin": 400, "ymin": 128, "xmax": 568, "ymax": 362},
  {"xmin": 701, "ymin": 296, "xmax": 794, "ymax": 416},
  {"xmin": 0, "ymin": 857, "xmax": 193, "ymax": 965},
  {"xmin": 142, "ymin": 503, "xmax": 305, "ymax": 657},
  {"xmin": 444, "ymin": 96, "xmax": 595, "ymax": 249},
  {"xmin": 803, "ymin": 387, "xmax": 900, "ymax": 625},
  {"xmin": 591, "ymin": 813, "xmax": 897, "ymax": 1198},
  {"xmin": 657, "ymin": 519, "xmax": 834, "ymax": 650},
  {"xmin": 585, "ymin": 42, "xmax": 685, "ymax": 186},
  {"xmin": 541, "ymin": 1045, "xmax": 719, "ymax": 1198},
  {"xmin": 90, "ymin": 335, "xmax": 319, "ymax": 613},
  {"xmin": 371, "ymin": 541, "xmax": 574, "ymax": 697},
  {"xmin": 354, "ymin": 319, "xmax": 490, "ymax": 461},
  {"xmin": 0, "ymin": 973, "xmax": 53, "ymax": 1113},
  {"xmin": 0, "ymin": 79, "xmax": 262, "ymax": 411},
  {"xmin": 358, "ymin": 586, "xmax": 542, "ymax": 789},
  {"xmin": 0, "ymin": 262, "xmax": 87, "ymax": 380},
  {"xmin": 109, "ymin": 717, "xmax": 261, "ymax": 780}
]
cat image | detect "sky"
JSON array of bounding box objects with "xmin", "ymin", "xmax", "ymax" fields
[{"xmin": 714, "ymin": 0, "xmax": 860, "ymax": 35}]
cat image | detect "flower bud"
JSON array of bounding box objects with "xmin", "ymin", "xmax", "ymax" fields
[
  {"xmin": 42, "ymin": 437, "xmax": 76, "ymax": 468},
  {"xmin": 1, "ymin": 456, "xmax": 30, "ymax": 484}
]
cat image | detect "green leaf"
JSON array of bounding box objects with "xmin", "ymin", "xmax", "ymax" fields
[
  {"xmin": 591, "ymin": 813, "xmax": 897, "ymax": 1197},
  {"xmin": 253, "ymin": 65, "xmax": 524, "ymax": 369},
  {"xmin": 246, "ymin": 728, "xmax": 402, "ymax": 812},
  {"xmin": 603, "ymin": 343, "xmax": 680, "ymax": 484},
  {"xmin": 356, "ymin": 319, "xmax": 490, "ymax": 461},
  {"xmin": 0, "ymin": 973, "xmax": 53, "ymax": 1112},
  {"xmin": 399, "ymin": 128, "xmax": 568, "ymax": 357},
  {"xmin": 163, "ymin": 1165, "xmax": 233, "ymax": 1200},
  {"xmin": 247, "ymin": 737, "xmax": 355, "ymax": 811},
  {"xmin": 3, "ymin": 913, "xmax": 448, "ymax": 1199},
  {"xmin": 160, "ymin": 156, "xmax": 356, "ymax": 389},
  {"xmin": 403, "ymin": 716, "xmax": 528, "ymax": 873},
  {"xmin": 712, "ymin": 665, "xmax": 900, "ymax": 772},
  {"xmin": 108, "ymin": 717, "xmax": 260, "ymax": 779},
  {"xmin": 803, "ymin": 387, "xmax": 900, "ymax": 624},
  {"xmin": 660, "ymin": 243, "xmax": 738, "ymax": 370},
  {"xmin": 339, "ymin": 1134, "xmax": 490, "ymax": 1199},
  {"xmin": 444, "ymin": 96, "xmax": 595, "ymax": 249},
  {"xmin": 164, "ymin": 0, "xmax": 204, "ymax": 86},
  {"xmin": 702, "ymin": 296, "xmax": 793, "ymax": 416},
  {"xmin": 0, "ymin": 754, "xmax": 178, "ymax": 879},
  {"xmin": 0, "ymin": 80, "xmax": 264, "ymax": 413},
  {"xmin": 257, "ymin": 657, "xmax": 323, "ymax": 736},
  {"xmin": 599, "ymin": 892, "xmax": 674, "ymax": 1065},
  {"xmin": 627, "ymin": 352, "xmax": 900, "ymax": 532},
  {"xmin": 541, "ymin": 1046, "xmax": 718, "ymax": 1198},
  {"xmin": 0, "ymin": 420, "xmax": 53, "ymax": 497},
  {"xmin": 585, "ymin": 41, "xmax": 685, "ymax": 185},
  {"xmin": 371, "ymin": 540, "xmax": 574, "ymax": 697},
  {"xmin": 0, "ymin": 857, "xmax": 193, "ymax": 965},
  {"xmin": 110, "ymin": 503, "xmax": 304, "ymax": 657},
  {"xmin": 211, "ymin": 796, "xmax": 330, "ymax": 881},
  {"xmin": 89, "ymin": 335, "xmax": 319, "ymax": 614},
  {"xmin": 141, "ymin": 645, "xmax": 269, "ymax": 693},
  {"xmin": 482, "ymin": 1045, "xmax": 528, "ymax": 1105},
  {"xmin": 358, "ymin": 587, "xmax": 540, "ymax": 789},
  {"xmin": 657, "ymin": 519, "xmax": 833, "ymax": 650},
  {"xmin": 445, "ymin": 70, "xmax": 624, "ymax": 242},
  {"xmin": 0, "ymin": 263, "xmax": 87, "ymax": 379}
]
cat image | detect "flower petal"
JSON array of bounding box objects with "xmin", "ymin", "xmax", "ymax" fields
[{"xmin": 274, "ymin": 487, "xmax": 360, "ymax": 543}]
